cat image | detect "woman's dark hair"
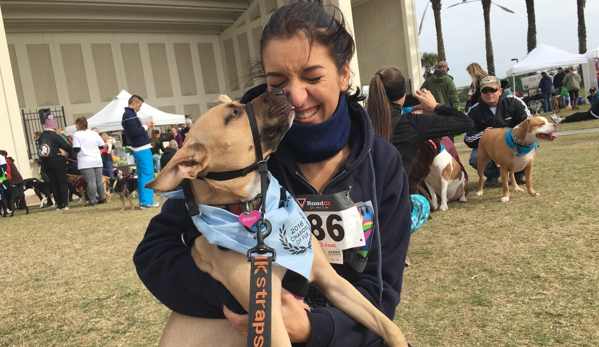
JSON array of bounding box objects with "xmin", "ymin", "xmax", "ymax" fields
[
  {"xmin": 366, "ymin": 67, "xmax": 405, "ymax": 141},
  {"xmin": 75, "ymin": 117, "xmax": 88, "ymax": 131},
  {"xmin": 151, "ymin": 129, "xmax": 160, "ymax": 146},
  {"xmin": 252, "ymin": 0, "xmax": 363, "ymax": 102}
]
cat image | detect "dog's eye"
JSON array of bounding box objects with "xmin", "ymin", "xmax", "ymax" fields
[{"xmin": 231, "ymin": 108, "xmax": 240, "ymax": 118}]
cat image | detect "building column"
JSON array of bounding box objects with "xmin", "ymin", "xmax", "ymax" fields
[
  {"xmin": 325, "ymin": 0, "xmax": 362, "ymax": 89},
  {"xmin": 0, "ymin": 5, "xmax": 30, "ymax": 177},
  {"xmin": 400, "ymin": 0, "xmax": 423, "ymax": 89}
]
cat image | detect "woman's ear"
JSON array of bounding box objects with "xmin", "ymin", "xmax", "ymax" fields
[{"xmin": 340, "ymin": 61, "xmax": 351, "ymax": 92}]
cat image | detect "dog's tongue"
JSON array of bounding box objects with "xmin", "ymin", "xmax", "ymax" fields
[{"xmin": 536, "ymin": 133, "xmax": 558, "ymax": 141}]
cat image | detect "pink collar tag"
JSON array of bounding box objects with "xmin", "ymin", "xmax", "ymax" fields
[{"xmin": 238, "ymin": 210, "xmax": 262, "ymax": 228}]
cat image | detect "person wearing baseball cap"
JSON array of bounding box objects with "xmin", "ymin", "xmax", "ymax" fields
[
  {"xmin": 551, "ymin": 86, "xmax": 599, "ymax": 124},
  {"xmin": 420, "ymin": 60, "xmax": 460, "ymax": 110},
  {"xmin": 464, "ymin": 75, "xmax": 531, "ymax": 186}
]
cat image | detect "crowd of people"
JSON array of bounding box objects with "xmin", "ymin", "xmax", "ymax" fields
[{"xmin": 1, "ymin": 105, "xmax": 191, "ymax": 213}]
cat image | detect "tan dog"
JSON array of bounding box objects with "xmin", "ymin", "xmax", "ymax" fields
[
  {"xmin": 424, "ymin": 149, "xmax": 468, "ymax": 211},
  {"xmin": 66, "ymin": 174, "xmax": 112, "ymax": 204},
  {"xmin": 476, "ymin": 116, "xmax": 558, "ymax": 202},
  {"xmin": 551, "ymin": 96, "xmax": 562, "ymax": 113},
  {"xmin": 147, "ymin": 90, "xmax": 408, "ymax": 347}
]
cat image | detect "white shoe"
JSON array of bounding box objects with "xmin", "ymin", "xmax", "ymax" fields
[{"xmin": 550, "ymin": 114, "xmax": 563, "ymax": 124}]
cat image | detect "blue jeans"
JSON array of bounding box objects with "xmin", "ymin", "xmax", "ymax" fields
[
  {"xmin": 103, "ymin": 160, "xmax": 114, "ymax": 193},
  {"xmin": 542, "ymin": 91, "xmax": 552, "ymax": 112},
  {"xmin": 132, "ymin": 149, "xmax": 155, "ymax": 206},
  {"xmin": 469, "ymin": 148, "xmax": 500, "ymax": 179},
  {"xmin": 152, "ymin": 154, "xmax": 161, "ymax": 174}
]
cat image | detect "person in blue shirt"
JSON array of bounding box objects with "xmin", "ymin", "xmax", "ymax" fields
[{"xmin": 539, "ymin": 72, "xmax": 553, "ymax": 113}]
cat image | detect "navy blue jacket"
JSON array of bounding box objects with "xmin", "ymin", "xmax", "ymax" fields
[
  {"xmin": 121, "ymin": 107, "xmax": 151, "ymax": 148},
  {"xmin": 133, "ymin": 86, "xmax": 411, "ymax": 347},
  {"xmin": 539, "ymin": 77, "xmax": 552, "ymax": 92}
]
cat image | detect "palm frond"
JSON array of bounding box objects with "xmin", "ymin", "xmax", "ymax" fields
[
  {"xmin": 491, "ymin": 1, "xmax": 515, "ymax": 13},
  {"xmin": 418, "ymin": 1, "xmax": 430, "ymax": 36},
  {"xmin": 447, "ymin": 0, "xmax": 479, "ymax": 9}
]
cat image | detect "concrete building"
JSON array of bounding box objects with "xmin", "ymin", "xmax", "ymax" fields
[{"xmin": 0, "ymin": 0, "xmax": 421, "ymax": 180}]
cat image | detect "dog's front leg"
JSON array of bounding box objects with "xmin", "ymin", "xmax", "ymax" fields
[
  {"xmin": 524, "ymin": 163, "xmax": 538, "ymax": 197},
  {"xmin": 191, "ymin": 236, "xmax": 291, "ymax": 347},
  {"xmin": 309, "ymin": 235, "xmax": 408, "ymax": 347}
]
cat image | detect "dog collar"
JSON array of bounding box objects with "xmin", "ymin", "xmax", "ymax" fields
[
  {"xmin": 196, "ymin": 101, "xmax": 266, "ymax": 182},
  {"xmin": 505, "ymin": 129, "xmax": 538, "ymax": 157}
]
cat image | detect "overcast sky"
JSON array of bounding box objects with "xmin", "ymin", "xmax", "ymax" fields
[{"xmin": 414, "ymin": 0, "xmax": 599, "ymax": 88}]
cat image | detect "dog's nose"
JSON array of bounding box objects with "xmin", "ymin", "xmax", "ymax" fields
[{"xmin": 272, "ymin": 87, "xmax": 284, "ymax": 96}]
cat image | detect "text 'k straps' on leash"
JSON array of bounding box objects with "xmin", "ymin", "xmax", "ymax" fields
[{"xmin": 244, "ymin": 100, "xmax": 276, "ymax": 347}]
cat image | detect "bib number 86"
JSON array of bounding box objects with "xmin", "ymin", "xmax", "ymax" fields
[{"xmin": 307, "ymin": 214, "xmax": 345, "ymax": 242}]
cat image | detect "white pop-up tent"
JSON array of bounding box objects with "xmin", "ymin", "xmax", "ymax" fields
[
  {"xmin": 65, "ymin": 90, "xmax": 186, "ymax": 135},
  {"xmin": 506, "ymin": 43, "xmax": 589, "ymax": 77}
]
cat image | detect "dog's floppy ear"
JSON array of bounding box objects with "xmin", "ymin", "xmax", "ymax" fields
[
  {"xmin": 216, "ymin": 95, "xmax": 232, "ymax": 104},
  {"xmin": 146, "ymin": 143, "xmax": 209, "ymax": 191},
  {"xmin": 513, "ymin": 118, "xmax": 530, "ymax": 140}
]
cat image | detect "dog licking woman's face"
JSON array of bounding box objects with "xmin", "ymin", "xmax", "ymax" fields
[{"xmin": 146, "ymin": 89, "xmax": 294, "ymax": 203}]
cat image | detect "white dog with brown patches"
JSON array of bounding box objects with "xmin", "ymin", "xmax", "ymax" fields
[
  {"xmin": 475, "ymin": 116, "xmax": 558, "ymax": 202},
  {"xmin": 424, "ymin": 149, "xmax": 468, "ymax": 211}
]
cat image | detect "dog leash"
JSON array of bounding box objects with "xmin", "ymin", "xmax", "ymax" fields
[{"xmin": 181, "ymin": 97, "xmax": 278, "ymax": 347}]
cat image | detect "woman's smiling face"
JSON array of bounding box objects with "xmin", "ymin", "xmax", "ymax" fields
[{"xmin": 262, "ymin": 33, "xmax": 350, "ymax": 125}]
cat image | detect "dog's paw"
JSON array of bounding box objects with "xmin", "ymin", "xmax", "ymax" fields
[
  {"xmin": 476, "ymin": 190, "xmax": 484, "ymax": 196},
  {"xmin": 439, "ymin": 204, "xmax": 448, "ymax": 211},
  {"xmin": 514, "ymin": 187, "xmax": 525, "ymax": 192},
  {"xmin": 500, "ymin": 196, "xmax": 510, "ymax": 202},
  {"xmin": 529, "ymin": 191, "xmax": 539, "ymax": 197},
  {"xmin": 459, "ymin": 196, "xmax": 467, "ymax": 203}
]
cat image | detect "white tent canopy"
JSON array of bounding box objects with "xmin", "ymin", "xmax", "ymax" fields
[
  {"xmin": 506, "ymin": 43, "xmax": 588, "ymax": 77},
  {"xmin": 65, "ymin": 90, "xmax": 185, "ymax": 135}
]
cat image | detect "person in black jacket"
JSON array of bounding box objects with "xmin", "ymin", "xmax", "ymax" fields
[
  {"xmin": 366, "ymin": 66, "xmax": 474, "ymax": 175},
  {"xmin": 464, "ymin": 76, "xmax": 531, "ymax": 186},
  {"xmin": 37, "ymin": 115, "xmax": 72, "ymax": 210}
]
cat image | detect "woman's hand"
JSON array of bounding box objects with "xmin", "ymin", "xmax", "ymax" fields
[
  {"xmin": 411, "ymin": 89, "xmax": 439, "ymax": 114},
  {"xmin": 222, "ymin": 289, "xmax": 312, "ymax": 343}
]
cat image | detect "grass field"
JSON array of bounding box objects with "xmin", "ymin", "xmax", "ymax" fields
[{"xmin": 1, "ymin": 111, "xmax": 598, "ymax": 346}]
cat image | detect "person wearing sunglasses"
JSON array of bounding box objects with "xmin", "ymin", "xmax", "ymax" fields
[{"xmin": 464, "ymin": 76, "xmax": 531, "ymax": 187}]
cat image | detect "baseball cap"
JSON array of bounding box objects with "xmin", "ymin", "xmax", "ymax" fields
[
  {"xmin": 480, "ymin": 76, "xmax": 501, "ymax": 90},
  {"xmin": 590, "ymin": 87, "xmax": 597, "ymax": 93}
]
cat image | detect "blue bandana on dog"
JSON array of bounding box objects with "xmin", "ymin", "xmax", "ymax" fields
[
  {"xmin": 163, "ymin": 175, "xmax": 314, "ymax": 280},
  {"xmin": 505, "ymin": 129, "xmax": 539, "ymax": 157}
]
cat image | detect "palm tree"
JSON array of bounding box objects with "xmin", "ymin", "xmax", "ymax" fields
[
  {"xmin": 577, "ymin": 0, "xmax": 586, "ymax": 55},
  {"xmin": 421, "ymin": 52, "xmax": 439, "ymax": 79},
  {"xmin": 525, "ymin": 0, "xmax": 536, "ymax": 53},
  {"xmin": 448, "ymin": 0, "xmax": 514, "ymax": 76},
  {"xmin": 418, "ymin": 0, "xmax": 446, "ymax": 62}
]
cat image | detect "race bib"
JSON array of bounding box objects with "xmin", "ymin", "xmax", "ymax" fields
[{"xmin": 295, "ymin": 191, "xmax": 365, "ymax": 264}]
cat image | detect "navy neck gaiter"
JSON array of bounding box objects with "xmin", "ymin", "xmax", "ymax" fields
[{"xmin": 283, "ymin": 93, "xmax": 351, "ymax": 163}]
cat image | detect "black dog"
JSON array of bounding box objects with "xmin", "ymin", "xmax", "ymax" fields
[
  {"xmin": 107, "ymin": 173, "xmax": 138, "ymax": 211},
  {"xmin": 1, "ymin": 180, "xmax": 29, "ymax": 217},
  {"xmin": 23, "ymin": 178, "xmax": 54, "ymax": 208}
]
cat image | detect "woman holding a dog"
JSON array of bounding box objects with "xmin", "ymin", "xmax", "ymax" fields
[{"xmin": 134, "ymin": 2, "xmax": 412, "ymax": 346}]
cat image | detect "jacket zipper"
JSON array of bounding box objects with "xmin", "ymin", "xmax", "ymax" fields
[{"xmin": 294, "ymin": 169, "xmax": 347, "ymax": 195}]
